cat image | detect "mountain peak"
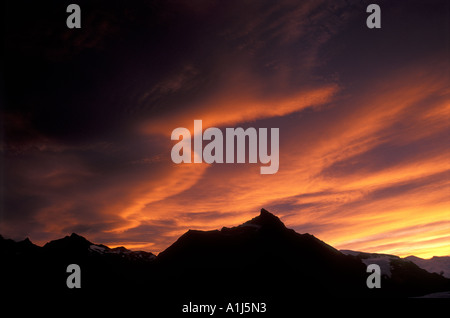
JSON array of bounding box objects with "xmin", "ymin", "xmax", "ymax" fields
[
  {"xmin": 18, "ymin": 237, "xmax": 38, "ymax": 249},
  {"xmin": 262, "ymin": 208, "xmax": 276, "ymax": 216},
  {"xmin": 67, "ymin": 232, "xmax": 92, "ymax": 244},
  {"xmin": 69, "ymin": 232, "xmax": 84, "ymax": 239},
  {"xmin": 242, "ymin": 208, "xmax": 286, "ymax": 230},
  {"xmin": 22, "ymin": 237, "xmax": 33, "ymax": 244},
  {"xmin": 43, "ymin": 232, "xmax": 93, "ymax": 250}
]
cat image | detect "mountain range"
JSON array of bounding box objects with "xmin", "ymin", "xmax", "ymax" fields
[{"xmin": 1, "ymin": 209, "xmax": 449, "ymax": 302}]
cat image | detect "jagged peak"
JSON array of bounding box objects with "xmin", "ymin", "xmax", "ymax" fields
[
  {"xmin": 69, "ymin": 232, "xmax": 84, "ymax": 239},
  {"xmin": 241, "ymin": 208, "xmax": 286, "ymax": 229},
  {"xmin": 20, "ymin": 237, "xmax": 36, "ymax": 247},
  {"xmin": 44, "ymin": 232, "xmax": 93, "ymax": 249},
  {"xmin": 66, "ymin": 233, "xmax": 92, "ymax": 244}
]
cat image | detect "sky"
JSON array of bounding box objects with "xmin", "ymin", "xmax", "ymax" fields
[{"xmin": 2, "ymin": 0, "xmax": 449, "ymax": 258}]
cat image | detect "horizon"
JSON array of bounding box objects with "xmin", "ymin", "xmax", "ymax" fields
[
  {"xmin": 2, "ymin": 0, "xmax": 449, "ymax": 260},
  {"xmin": 2, "ymin": 209, "xmax": 449, "ymax": 260}
]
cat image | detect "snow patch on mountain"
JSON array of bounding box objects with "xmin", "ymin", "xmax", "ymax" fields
[
  {"xmin": 361, "ymin": 256, "xmax": 393, "ymax": 277},
  {"xmin": 405, "ymin": 256, "xmax": 450, "ymax": 278},
  {"xmin": 341, "ymin": 250, "xmax": 400, "ymax": 278},
  {"xmin": 341, "ymin": 249, "xmax": 450, "ymax": 279},
  {"xmin": 89, "ymin": 245, "xmax": 108, "ymax": 253}
]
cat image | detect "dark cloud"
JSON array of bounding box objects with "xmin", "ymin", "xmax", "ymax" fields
[{"xmin": 4, "ymin": 0, "xmax": 353, "ymax": 144}]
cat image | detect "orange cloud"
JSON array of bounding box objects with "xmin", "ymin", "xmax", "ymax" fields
[{"xmin": 140, "ymin": 84, "xmax": 338, "ymax": 136}]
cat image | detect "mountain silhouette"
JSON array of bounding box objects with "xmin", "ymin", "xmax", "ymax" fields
[
  {"xmin": 1, "ymin": 209, "xmax": 449, "ymax": 302},
  {"xmin": 43, "ymin": 232, "xmax": 94, "ymax": 252},
  {"xmin": 156, "ymin": 208, "xmax": 367, "ymax": 298}
]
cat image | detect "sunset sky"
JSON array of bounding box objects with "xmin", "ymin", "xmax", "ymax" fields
[{"xmin": 2, "ymin": 0, "xmax": 449, "ymax": 258}]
